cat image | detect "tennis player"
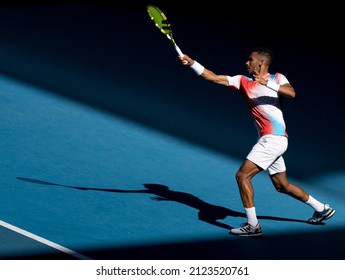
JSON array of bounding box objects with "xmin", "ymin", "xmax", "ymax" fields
[{"xmin": 179, "ymin": 47, "xmax": 335, "ymax": 237}]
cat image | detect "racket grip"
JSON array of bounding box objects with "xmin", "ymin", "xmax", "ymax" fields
[{"xmin": 174, "ymin": 45, "xmax": 183, "ymax": 57}]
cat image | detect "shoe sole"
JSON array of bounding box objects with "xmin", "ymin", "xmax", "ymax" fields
[{"xmin": 229, "ymin": 232, "xmax": 263, "ymax": 237}]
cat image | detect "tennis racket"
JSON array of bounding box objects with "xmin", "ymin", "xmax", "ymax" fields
[{"xmin": 146, "ymin": 4, "xmax": 184, "ymax": 57}]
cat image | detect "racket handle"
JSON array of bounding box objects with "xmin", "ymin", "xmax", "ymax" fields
[{"xmin": 174, "ymin": 45, "xmax": 183, "ymax": 57}]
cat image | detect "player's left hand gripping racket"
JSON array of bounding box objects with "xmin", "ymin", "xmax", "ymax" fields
[{"xmin": 146, "ymin": 4, "xmax": 184, "ymax": 57}]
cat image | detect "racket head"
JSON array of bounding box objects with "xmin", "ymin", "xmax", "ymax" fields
[{"xmin": 146, "ymin": 5, "xmax": 173, "ymax": 37}]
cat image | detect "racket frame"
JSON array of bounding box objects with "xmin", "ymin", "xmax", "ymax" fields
[{"xmin": 146, "ymin": 5, "xmax": 183, "ymax": 56}]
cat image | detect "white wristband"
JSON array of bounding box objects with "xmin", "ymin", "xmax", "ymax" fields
[
  {"xmin": 266, "ymin": 80, "xmax": 280, "ymax": 92},
  {"xmin": 190, "ymin": 61, "xmax": 205, "ymax": 75}
]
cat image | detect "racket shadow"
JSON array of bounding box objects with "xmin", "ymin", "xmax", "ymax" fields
[{"xmin": 16, "ymin": 177, "xmax": 310, "ymax": 229}]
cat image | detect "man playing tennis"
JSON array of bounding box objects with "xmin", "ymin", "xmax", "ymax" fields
[{"xmin": 179, "ymin": 48, "xmax": 335, "ymax": 237}]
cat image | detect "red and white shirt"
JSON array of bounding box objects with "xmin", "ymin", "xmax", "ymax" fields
[{"xmin": 227, "ymin": 73, "xmax": 289, "ymax": 137}]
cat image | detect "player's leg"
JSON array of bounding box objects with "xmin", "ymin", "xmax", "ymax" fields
[
  {"xmin": 270, "ymin": 171, "xmax": 309, "ymax": 202},
  {"xmin": 230, "ymin": 159, "xmax": 263, "ymax": 237},
  {"xmin": 230, "ymin": 135, "xmax": 286, "ymax": 237},
  {"xmin": 270, "ymin": 168, "xmax": 335, "ymax": 224},
  {"xmin": 235, "ymin": 159, "xmax": 262, "ymax": 208}
]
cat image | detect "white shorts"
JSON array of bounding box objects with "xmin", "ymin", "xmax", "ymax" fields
[{"xmin": 246, "ymin": 134, "xmax": 288, "ymax": 175}]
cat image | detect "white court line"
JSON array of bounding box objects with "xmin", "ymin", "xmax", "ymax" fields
[{"xmin": 0, "ymin": 220, "xmax": 92, "ymax": 260}]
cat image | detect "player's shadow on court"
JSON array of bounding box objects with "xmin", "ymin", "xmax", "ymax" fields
[{"xmin": 17, "ymin": 177, "xmax": 309, "ymax": 229}]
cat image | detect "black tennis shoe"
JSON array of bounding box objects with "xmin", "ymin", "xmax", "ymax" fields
[
  {"xmin": 308, "ymin": 204, "xmax": 335, "ymax": 224},
  {"xmin": 230, "ymin": 222, "xmax": 263, "ymax": 237}
]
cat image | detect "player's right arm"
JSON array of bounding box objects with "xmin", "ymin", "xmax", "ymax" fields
[{"xmin": 180, "ymin": 54, "xmax": 229, "ymax": 86}]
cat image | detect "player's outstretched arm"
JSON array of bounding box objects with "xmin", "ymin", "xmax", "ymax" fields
[{"xmin": 179, "ymin": 54, "xmax": 229, "ymax": 86}]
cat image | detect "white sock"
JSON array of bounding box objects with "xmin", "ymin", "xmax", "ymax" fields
[
  {"xmin": 306, "ymin": 195, "xmax": 324, "ymax": 212},
  {"xmin": 245, "ymin": 207, "xmax": 258, "ymax": 227}
]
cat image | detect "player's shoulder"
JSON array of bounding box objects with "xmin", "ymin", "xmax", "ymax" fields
[
  {"xmin": 272, "ymin": 72, "xmax": 289, "ymax": 83},
  {"xmin": 271, "ymin": 72, "xmax": 285, "ymax": 77}
]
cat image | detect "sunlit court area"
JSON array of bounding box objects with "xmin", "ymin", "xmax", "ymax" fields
[{"xmin": 0, "ymin": 1, "xmax": 344, "ymax": 262}]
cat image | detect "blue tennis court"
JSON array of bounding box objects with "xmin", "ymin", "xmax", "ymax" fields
[{"xmin": 0, "ymin": 2, "xmax": 344, "ymax": 262}]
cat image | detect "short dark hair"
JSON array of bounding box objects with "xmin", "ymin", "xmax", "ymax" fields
[{"xmin": 251, "ymin": 47, "xmax": 274, "ymax": 65}]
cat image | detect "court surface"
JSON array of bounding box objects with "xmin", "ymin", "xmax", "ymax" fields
[{"xmin": 0, "ymin": 2, "xmax": 344, "ymax": 260}]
